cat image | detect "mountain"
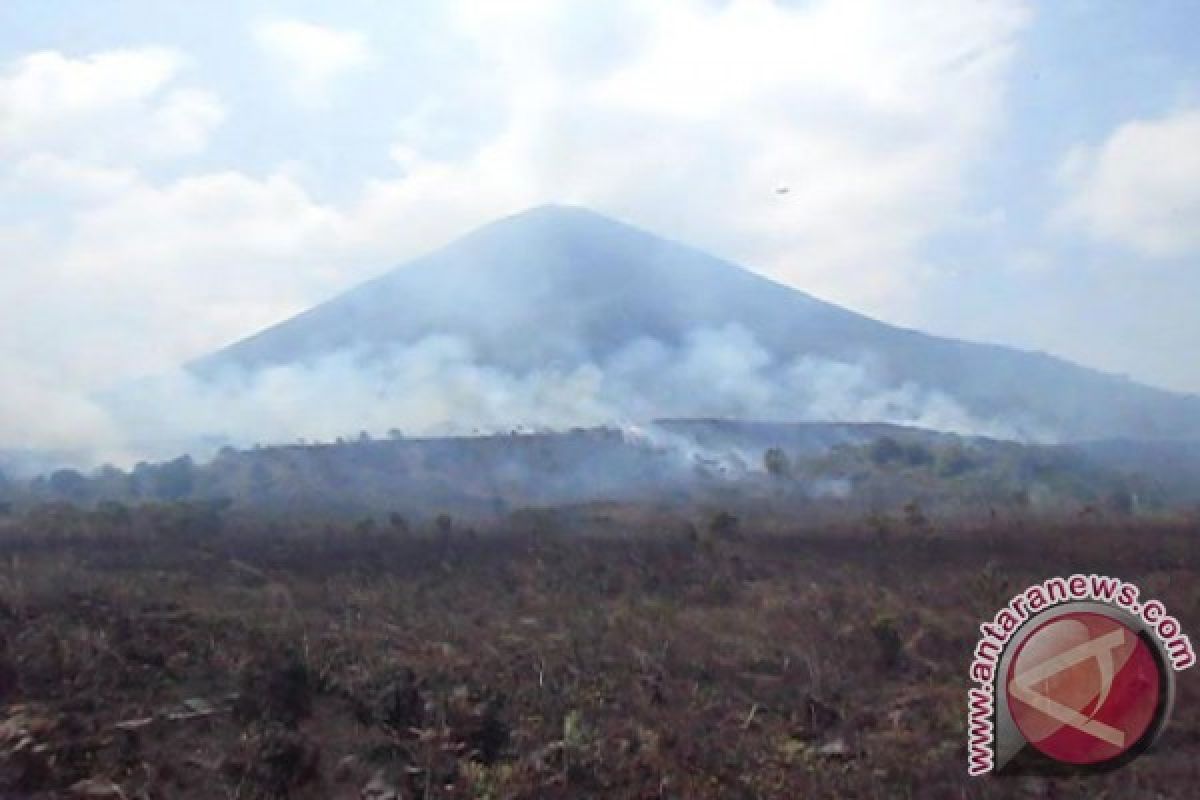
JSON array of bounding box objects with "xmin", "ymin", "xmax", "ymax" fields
[{"xmin": 192, "ymin": 205, "xmax": 1200, "ymax": 442}]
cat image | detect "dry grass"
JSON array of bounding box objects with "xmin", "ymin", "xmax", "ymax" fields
[{"xmin": 0, "ymin": 509, "xmax": 1196, "ymax": 798}]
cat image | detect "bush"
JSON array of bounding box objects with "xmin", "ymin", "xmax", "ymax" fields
[
  {"xmin": 903, "ymin": 500, "xmax": 929, "ymax": 533},
  {"xmin": 871, "ymin": 614, "xmax": 904, "ymax": 670},
  {"xmin": 93, "ymin": 500, "xmax": 132, "ymax": 527},
  {"xmin": 1108, "ymin": 487, "xmax": 1135, "ymax": 516},
  {"xmin": 902, "ymin": 443, "xmax": 934, "ymax": 468},
  {"xmin": 869, "ymin": 437, "xmax": 904, "ymax": 467},
  {"xmin": 936, "ymin": 446, "xmax": 975, "ymax": 478},
  {"xmin": 235, "ymin": 647, "xmax": 313, "ymax": 728},
  {"xmin": 708, "ymin": 510, "xmax": 740, "ymax": 539}
]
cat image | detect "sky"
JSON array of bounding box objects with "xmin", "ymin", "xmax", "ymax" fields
[{"xmin": 1, "ymin": 0, "xmax": 1198, "ymax": 452}]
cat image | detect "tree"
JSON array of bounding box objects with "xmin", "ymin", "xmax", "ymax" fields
[
  {"xmin": 130, "ymin": 462, "xmax": 153, "ymax": 498},
  {"xmin": 763, "ymin": 447, "xmax": 792, "ymax": 479},
  {"xmin": 49, "ymin": 468, "xmax": 87, "ymax": 500},
  {"xmin": 152, "ymin": 455, "xmax": 195, "ymax": 501},
  {"xmin": 249, "ymin": 461, "xmax": 273, "ymax": 502},
  {"xmin": 0, "ymin": 469, "xmax": 12, "ymax": 512}
]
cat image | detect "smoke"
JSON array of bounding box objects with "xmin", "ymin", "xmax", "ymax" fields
[
  {"xmin": 76, "ymin": 323, "xmax": 1040, "ymax": 469},
  {"xmin": 809, "ymin": 478, "xmax": 853, "ymax": 500},
  {"xmin": 0, "ymin": 355, "xmax": 131, "ymax": 473},
  {"xmin": 618, "ymin": 423, "xmax": 758, "ymax": 478}
]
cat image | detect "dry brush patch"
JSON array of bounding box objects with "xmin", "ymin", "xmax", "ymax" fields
[{"xmin": 0, "ymin": 512, "xmax": 1195, "ymax": 797}]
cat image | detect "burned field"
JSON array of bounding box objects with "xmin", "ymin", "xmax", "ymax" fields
[{"xmin": 0, "ymin": 510, "xmax": 1196, "ymax": 798}]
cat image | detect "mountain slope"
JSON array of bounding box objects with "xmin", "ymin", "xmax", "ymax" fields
[{"xmin": 192, "ymin": 205, "xmax": 1200, "ymax": 442}]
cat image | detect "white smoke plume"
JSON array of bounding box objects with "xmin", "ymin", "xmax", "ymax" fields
[{"xmin": 64, "ymin": 323, "xmax": 1045, "ymax": 471}]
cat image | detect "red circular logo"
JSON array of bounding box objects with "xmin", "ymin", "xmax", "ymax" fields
[{"xmin": 1005, "ymin": 611, "xmax": 1162, "ymax": 765}]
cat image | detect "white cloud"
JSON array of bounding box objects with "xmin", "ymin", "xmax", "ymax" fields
[
  {"xmin": 254, "ymin": 19, "xmax": 370, "ymax": 105},
  {"xmin": 0, "ymin": 160, "xmax": 362, "ymax": 401},
  {"xmin": 1057, "ymin": 108, "xmax": 1200, "ymax": 258},
  {"xmin": 0, "ymin": 47, "xmax": 224, "ymax": 162},
  {"xmin": 148, "ymin": 87, "xmax": 226, "ymax": 156},
  {"xmin": 407, "ymin": 0, "xmax": 1032, "ymax": 319}
]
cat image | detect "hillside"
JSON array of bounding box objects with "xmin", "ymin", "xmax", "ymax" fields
[{"xmin": 9, "ymin": 422, "xmax": 1198, "ymax": 522}]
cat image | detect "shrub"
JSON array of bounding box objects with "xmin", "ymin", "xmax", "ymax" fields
[
  {"xmin": 235, "ymin": 647, "xmax": 314, "ymax": 729},
  {"xmin": 936, "ymin": 445, "xmax": 976, "ymax": 478},
  {"xmin": 708, "ymin": 510, "xmax": 741, "ymax": 539},
  {"xmin": 871, "ymin": 614, "xmax": 904, "ymax": 670},
  {"xmin": 869, "ymin": 437, "xmax": 904, "ymax": 467}
]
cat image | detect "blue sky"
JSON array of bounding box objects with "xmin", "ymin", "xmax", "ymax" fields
[
  {"xmin": 919, "ymin": 1, "xmax": 1199, "ymax": 389},
  {"xmin": 1, "ymin": 1, "xmax": 1198, "ymax": 449}
]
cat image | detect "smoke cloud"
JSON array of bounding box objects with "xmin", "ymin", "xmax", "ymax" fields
[{"xmin": 53, "ymin": 323, "xmax": 1042, "ymax": 471}]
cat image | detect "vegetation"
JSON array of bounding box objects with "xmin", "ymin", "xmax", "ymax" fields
[
  {"xmin": 3, "ymin": 423, "xmax": 1195, "ymax": 522},
  {"xmin": 0, "ymin": 502, "xmax": 1196, "ymax": 798}
]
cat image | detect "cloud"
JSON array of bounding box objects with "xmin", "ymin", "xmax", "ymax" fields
[
  {"xmin": 391, "ymin": 0, "xmax": 1033, "ymax": 319},
  {"xmin": 1056, "ymin": 108, "xmax": 1200, "ymax": 258},
  {"xmin": 1, "ymin": 164, "xmax": 354, "ymax": 391},
  {"xmin": 0, "ymin": 47, "xmax": 224, "ymax": 162},
  {"xmin": 254, "ymin": 19, "xmax": 370, "ymax": 105},
  {"xmin": 0, "ymin": 1, "xmax": 1040, "ymax": 458}
]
